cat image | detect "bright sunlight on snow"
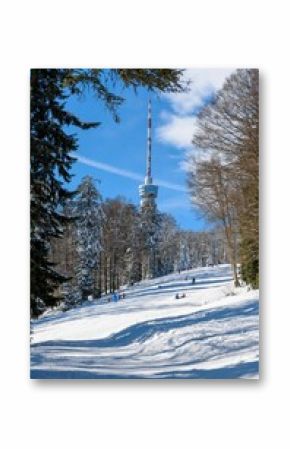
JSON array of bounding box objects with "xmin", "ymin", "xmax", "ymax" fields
[{"xmin": 30, "ymin": 264, "xmax": 259, "ymax": 379}]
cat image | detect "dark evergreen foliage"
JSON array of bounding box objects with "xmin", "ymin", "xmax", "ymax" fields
[
  {"xmin": 30, "ymin": 69, "xmax": 99, "ymax": 317},
  {"xmin": 240, "ymin": 238, "xmax": 259, "ymax": 289}
]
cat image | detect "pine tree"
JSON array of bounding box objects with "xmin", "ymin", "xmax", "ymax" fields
[
  {"xmin": 74, "ymin": 176, "xmax": 103, "ymax": 301},
  {"xmin": 30, "ymin": 70, "xmax": 99, "ymax": 316}
]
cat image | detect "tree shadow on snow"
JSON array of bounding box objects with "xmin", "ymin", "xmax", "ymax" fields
[
  {"xmin": 31, "ymin": 299, "xmax": 258, "ymax": 352},
  {"xmin": 30, "ymin": 361, "xmax": 259, "ymax": 380},
  {"xmin": 32, "ymin": 299, "xmax": 258, "ymax": 351}
]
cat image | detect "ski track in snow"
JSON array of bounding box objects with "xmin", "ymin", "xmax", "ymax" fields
[{"xmin": 30, "ymin": 265, "xmax": 259, "ymax": 379}]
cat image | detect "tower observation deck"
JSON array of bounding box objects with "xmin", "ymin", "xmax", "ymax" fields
[{"xmin": 139, "ymin": 99, "xmax": 158, "ymax": 209}]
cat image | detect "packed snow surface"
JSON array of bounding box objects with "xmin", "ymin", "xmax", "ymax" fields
[{"xmin": 30, "ymin": 265, "xmax": 259, "ymax": 379}]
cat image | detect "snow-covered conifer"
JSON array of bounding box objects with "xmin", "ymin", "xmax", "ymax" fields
[
  {"xmin": 74, "ymin": 176, "xmax": 103, "ymax": 301},
  {"xmin": 61, "ymin": 282, "xmax": 82, "ymax": 311}
]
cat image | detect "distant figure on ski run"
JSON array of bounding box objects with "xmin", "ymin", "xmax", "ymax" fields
[{"xmin": 113, "ymin": 292, "xmax": 120, "ymax": 302}]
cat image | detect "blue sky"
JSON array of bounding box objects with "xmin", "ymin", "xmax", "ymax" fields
[{"xmin": 65, "ymin": 69, "xmax": 234, "ymax": 231}]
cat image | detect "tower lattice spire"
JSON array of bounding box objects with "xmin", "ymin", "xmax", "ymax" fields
[{"xmin": 146, "ymin": 99, "xmax": 152, "ymax": 184}]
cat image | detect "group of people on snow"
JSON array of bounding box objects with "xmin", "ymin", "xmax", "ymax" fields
[
  {"xmin": 175, "ymin": 292, "xmax": 186, "ymax": 299},
  {"xmin": 106, "ymin": 275, "xmax": 197, "ymax": 303}
]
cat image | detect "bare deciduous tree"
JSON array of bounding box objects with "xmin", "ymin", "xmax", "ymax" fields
[{"xmin": 187, "ymin": 69, "xmax": 259, "ymax": 287}]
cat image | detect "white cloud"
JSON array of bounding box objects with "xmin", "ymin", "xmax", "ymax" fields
[
  {"xmin": 76, "ymin": 155, "xmax": 187, "ymax": 192},
  {"xmin": 178, "ymin": 155, "xmax": 193, "ymax": 172},
  {"xmin": 156, "ymin": 115, "xmax": 198, "ymax": 149},
  {"xmin": 178, "ymin": 145, "xmax": 216, "ymax": 173},
  {"xmin": 163, "ymin": 68, "xmax": 235, "ymax": 115},
  {"xmin": 157, "ymin": 68, "xmax": 236, "ymax": 150}
]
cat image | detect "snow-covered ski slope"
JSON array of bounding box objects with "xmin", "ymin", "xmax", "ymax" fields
[{"xmin": 30, "ymin": 264, "xmax": 259, "ymax": 379}]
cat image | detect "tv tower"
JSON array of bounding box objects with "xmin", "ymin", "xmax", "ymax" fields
[{"xmin": 139, "ymin": 99, "xmax": 158, "ymax": 209}]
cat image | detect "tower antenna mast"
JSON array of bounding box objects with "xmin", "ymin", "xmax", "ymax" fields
[{"xmin": 146, "ymin": 98, "xmax": 152, "ymax": 184}]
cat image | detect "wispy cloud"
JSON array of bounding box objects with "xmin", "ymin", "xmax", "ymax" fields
[
  {"xmin": 77, "ymin": 155, "xmax": 142, "ymax": 182},
  {"xmin": 155, "ymin": 178, "xmax": 187, "ymax": 193},
  {"xmin": 76, "ymin": 155, "xmax": 187, "ymax": 192},
  {"xmin": 158, "ymin": 195, "xmax": 190, "ymax": 211}
]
